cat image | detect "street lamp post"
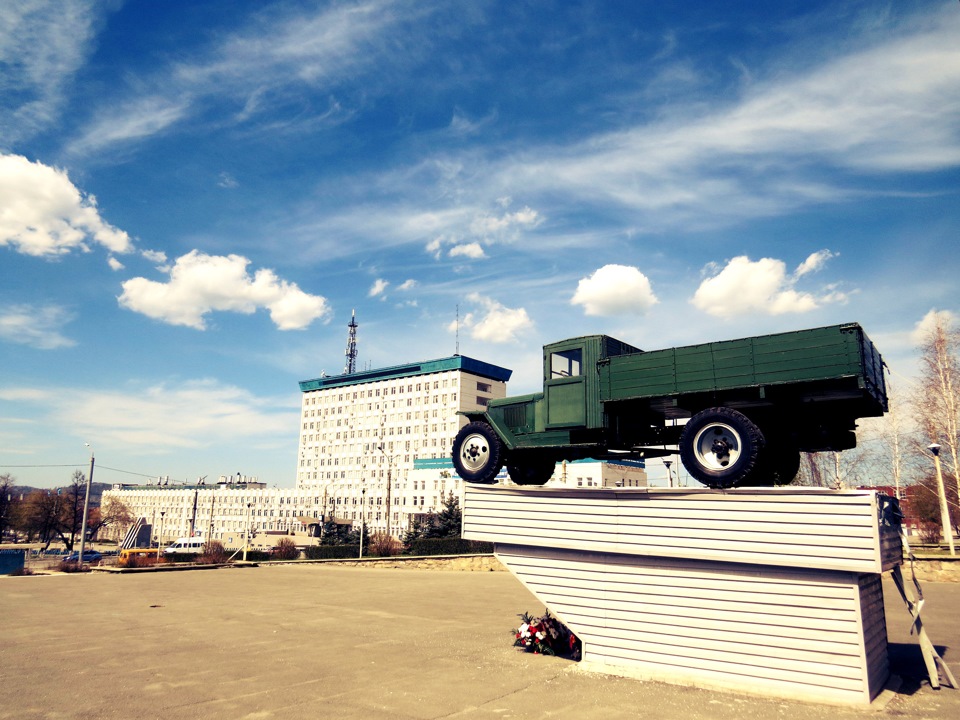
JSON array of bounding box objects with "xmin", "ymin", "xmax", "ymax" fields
[
  {"xmin": 77, "ymin": 444, "xmax": 95, "ymax": 566},
  {"xmin": 156, "ymin": 511, "xmax": 166, "ymax": 561},
  {"xmin": 359, "ymin": 487, "xmax": 366, "ymax": 559},
  {"xmin": 929, "ymin": 444, "xmax": 956, "ymax": 556},
  {"xmin": 377, "ymin": 445, "xmax": 394, "ymax": 538},
  {"xmin": 663, "ymin": 460, "xmax": 673, "ymax": 488},
  {"xmin": 243, "ymin": 502, "xmax": 252, "ymax": 562}
]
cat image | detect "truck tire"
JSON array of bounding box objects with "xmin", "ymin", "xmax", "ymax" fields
[
  {"xmin": 507, "ymin": 459, "xmax": 556, "ymax": 486},
  {"xmin": 680, "ymin": 407, "xmax": 764, "ymax": 489},
  {"xmin": 741, "ymin": 432, "xmax": 801, "ymax": 487},
  {"xmin": 452, "ymin": 421, "xmax": 504, "ymax": 484}
]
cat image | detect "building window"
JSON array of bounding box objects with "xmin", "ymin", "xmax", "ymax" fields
[{"xmin": 477, "ymin": 382, "xmax": 491, "ymax": 393}]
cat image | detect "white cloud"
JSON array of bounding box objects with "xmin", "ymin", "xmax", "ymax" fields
[
  {"xmin": 572, "ymin": 265, "xmax": 658, "ymax": 316},
  {"xmin": 911, "ymin": 309, "xmax": 957, "ymax": 345},
  {"xmin": 0, "ymin": 304, "xmax": 75, "ymax": 349},
  {"xmin": 795, "ymin": 249, "xmax": 836, "ymax": 277},
  {"xmin": 0, "ymin": 379, "xmax": 295, "ymax": 450},
  {"xmin": 65, "ymin": 0, "xmax": 438, "ymax": 155},
  {"xmin": 456, "ymin": 293, "xmax": 532, "ymax": 343},
  {"xmin": 691, "ymin": 255, "xmax": 845, "ymax": 318},
  {"xmin": 476, "ymin": 7, "xmax": 960, "ymax": 229},
  {"xmin": 67, "ymin": 97, "xmax": 190, "ymax": 156},
  {"xmin": 108, "ymin": 256, "xmax": 124, "ymax": 271},
  {"xmin": 449, "ymin": 242, "xmax": 486, "ymax": 259},
  {"xmin": 217, "ymin": 172, "xmax": 239, "ymax": 189},
  {"xmin": 397, "ymin": 279, "xmax": 417, "ymax": 291},
  {"xmin": 0, "ymin": 1, "xmax": 103, "ymax": 142},
  {"xmin": 470, "ymin": 206, "xmax": 541, "ymax": 238},
  {"xmin": 0, "ymin": 153, "xmax": 133, "ymax": 257},
  {"xmin": 118, "ymin": 250, "xmax": 329, "ymax": 330},
  {"xmin": 142, "ymin": 249, "xmax": 167, "ymax": 264},
  {"xmin": 369, "ymin": 278, "xmax": 389, "ymax": 297}
]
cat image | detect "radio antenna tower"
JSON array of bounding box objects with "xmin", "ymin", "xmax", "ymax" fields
[{"xmin": 343, "ymin": 309, "xmax": 358, "ymax": 375}]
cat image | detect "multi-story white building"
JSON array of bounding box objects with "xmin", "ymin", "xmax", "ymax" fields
[
  {"xmin": 295, "ymin": 354, "xmax": 511, "ymax": 537},
  {"xmin": 100, "ymin": 476, "xmax": 327, "ymax": 548},
  {"xmin": 104, "ymin": 354, "xmax": 512, "ymax": 543}
]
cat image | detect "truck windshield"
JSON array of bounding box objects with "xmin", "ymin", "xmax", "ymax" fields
[{"xmin": 551, "ymin": 348, "xmax": 582, "ymax": 378}]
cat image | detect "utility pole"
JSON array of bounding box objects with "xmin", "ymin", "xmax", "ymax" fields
[{"xmin": 77, "ymin": 445, "xmax": 94, "ymax": 565}]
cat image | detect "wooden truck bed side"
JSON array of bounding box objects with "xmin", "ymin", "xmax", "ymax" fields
[{"xmin": 598, "ymin": 323, "xmax": 886, "ymax": 414}]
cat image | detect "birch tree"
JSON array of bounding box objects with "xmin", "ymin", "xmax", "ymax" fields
[{"xmin": 912, "ymin": 311, "xmax": 960, "ymax": 517}]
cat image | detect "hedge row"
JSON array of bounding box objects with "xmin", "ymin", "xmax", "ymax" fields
[
  {"xmin": 404, "ymin": 538, "xmax": 493, "ymax": 556},
  {"xmin": 300, "ymin": 538, "xmax": 494, "ymax": 560}
]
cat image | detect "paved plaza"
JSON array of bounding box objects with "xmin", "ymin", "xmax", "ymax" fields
[{"xmin": 1, "ymin": 564, "xmax": 958, "ymax": 720}]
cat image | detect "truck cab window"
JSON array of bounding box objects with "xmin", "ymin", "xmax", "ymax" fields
[{"xmin": 551, "ymin": 349, "xmax": 582, "ymax": 378}]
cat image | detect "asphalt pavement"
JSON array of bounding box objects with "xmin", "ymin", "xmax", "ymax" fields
[{"xmin": 1, "ymin": 564, "xmax": 958, "ymax": 720}]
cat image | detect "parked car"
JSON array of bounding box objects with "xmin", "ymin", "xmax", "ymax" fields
[{"xmin": 63, "ymin": 550, "xmax": 102, "ymax": 564}]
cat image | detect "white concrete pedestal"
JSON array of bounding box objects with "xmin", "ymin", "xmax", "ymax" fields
[{"xmin": 462, "ymin": 486, "xmax": 902, "ymax": 706}]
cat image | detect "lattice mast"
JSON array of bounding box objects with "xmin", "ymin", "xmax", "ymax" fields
[{"xmin": 343, "ymin": 309, "xmax": 358, "ymax": 375}]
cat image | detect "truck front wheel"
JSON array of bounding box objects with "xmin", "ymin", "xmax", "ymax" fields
[
  {"xmin": 452, "ymin": 421, "xmax": 504, "ymax": 484},
  {"xmin": 680, "ymin": 407, "xmax": 764, "ymax": 489}
]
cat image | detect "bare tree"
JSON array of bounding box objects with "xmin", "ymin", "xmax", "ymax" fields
[
  {"xmin": 90, "ymin": 497, "xmax": 135, "ymax": 541},
  {"xmin": 0, "ymin": 473, "xmax": 15, "ymax": 539},
  {"xmin": 912, "ymin": 311, "xmax": 960, "ymax": 517}
]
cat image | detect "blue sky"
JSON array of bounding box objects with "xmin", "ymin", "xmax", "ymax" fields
[{"xmin": 2, "ymin": 0, "xmax": 958, "ymax": 489}]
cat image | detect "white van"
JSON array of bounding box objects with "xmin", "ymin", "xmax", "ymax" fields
[{"xmin": 163, "ymin": 537, "xmax": 206, "ymax": 555}]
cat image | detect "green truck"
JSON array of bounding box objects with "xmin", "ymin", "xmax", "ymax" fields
[{"xmin": 452, "ymin": 323, "xmax": 887, "ymax": 489}]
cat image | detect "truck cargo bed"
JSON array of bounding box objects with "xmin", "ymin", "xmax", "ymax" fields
[{"xmin": 599, "ymin": 323, "xmax": 886, "ymax": 415}]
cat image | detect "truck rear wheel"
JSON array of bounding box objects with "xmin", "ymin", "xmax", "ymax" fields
[
  {"xmin": 507, "ymin": 459, "xmax": 556, "ymax": 486},
  {"xmin": 452, "ymin": 421, "xmax": 504, "ymax": 484},
  {"xmin": 680, "ymin": 407, "xmax": 764, "ymax": 489}
]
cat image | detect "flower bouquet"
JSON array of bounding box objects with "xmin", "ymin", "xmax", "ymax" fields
[{"xmin": 512, "ymin": 609, "xmax": 581, "ymax": 660}]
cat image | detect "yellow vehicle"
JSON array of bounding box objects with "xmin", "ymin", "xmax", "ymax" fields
[{"xmin": 118, "ymin": 548, "xmax": 157, "ymax": 561}]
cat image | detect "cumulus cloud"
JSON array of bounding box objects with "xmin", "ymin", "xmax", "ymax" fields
[
  {"xmin": 691, "ymin": 254, "xmax": 847, "ymax": 318},
  {"xmin": 118, "ymin": 250, "xmax": 329, "ymax": 330},
  {"xmin": 397, "ymin": 279, "xmax": 417, "ymax": 291},
  {"xmin": 0, "ymin": 304, "xmax": 75, "ymax": 349},
  {"xmin": 449, "ymin": 242, "xmax": 486, "ymax": 259},
  {"xmin": 0, "ymin": 153, "xmax": 133, "ymax": 257},
  {"xmin": 453, "ymin": 293, "xmax": 532, "ymax": 343},
  {"xmin": 911, "ymin": 309, "xmax": 957, "ymax": 345},
  {"xmin": 108, "ymin": 256, "xmax": 124, "ymax": 271},
  {"xmin": 141, "ymin": 248, "xmax": 167, "ymax": 264},
  {"xmin": 369, "ymin": 278, "xmax": 389, "ymax": 297},
  {"xmin": 572, "ymin": 265, "xmax": 658, "ymax": 316}
]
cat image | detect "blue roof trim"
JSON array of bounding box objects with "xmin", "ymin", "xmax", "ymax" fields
[
  {"xmin": 413, "ymin": 457, "xmax": 455, "ymax": 470},
  {"xmin": 299, "ymin": 355, "xmax": 512, "ymax": 392}
]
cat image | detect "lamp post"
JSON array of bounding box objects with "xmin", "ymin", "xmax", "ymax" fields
[
  {"xmin": 928, "ymin": 444, "xmax": 956, "ymax": 556},
  {"xmin": 156, "ymin": 511, "xmax": 166, "ymax": 561},
  {"xmin": 77, "ymin": 444, "xmax": 95, "ymax": 566},
  {"xmin": 358, "ymin": 487, "xmax": 366, "ymax": 559},
  {"xmin": 243, "ymin": 502, "xmax": 252, "ymax": 562},
  {"xmin": 377, "ymin": 445, "xmax": 394, "ymax": 539},
  {"xmin": 663, "ymin": 460, "xmax": 673, "ymax": 488}
]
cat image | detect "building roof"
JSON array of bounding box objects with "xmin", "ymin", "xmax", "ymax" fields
[{"xmin": 299, "ymin": 354, "xmax": 512, "ymax": 393}]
